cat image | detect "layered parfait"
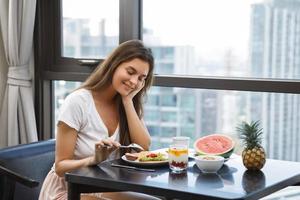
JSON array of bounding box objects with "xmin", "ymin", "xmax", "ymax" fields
[{"xmin": 169, "ymin": 146, "xmax": 189, "ymax": 172}]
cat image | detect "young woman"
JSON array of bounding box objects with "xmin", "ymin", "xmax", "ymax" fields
[{"xmin": 39, "ymin": 40, "xmax": 160, "ymax": 200}]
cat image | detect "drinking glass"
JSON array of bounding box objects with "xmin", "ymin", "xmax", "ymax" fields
[
  {"xmin": 168, "ymin": 144, "xmax": 189, "ymax": 173},
  {"xmin": 172, "ymin": 136, "xmax": 190, "ymax": 148}
]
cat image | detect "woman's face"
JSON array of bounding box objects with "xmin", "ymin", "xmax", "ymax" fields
[{"xmin": 112, "ymin": 58, "xmax": 149, "ymax": 96}]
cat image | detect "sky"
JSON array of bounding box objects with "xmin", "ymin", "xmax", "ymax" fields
[{"xmin": 63, "ymin": 0, "xmax": 264, "ymax": 61}]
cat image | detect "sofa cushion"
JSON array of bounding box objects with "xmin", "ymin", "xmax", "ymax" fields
[{"xmin": 0, "ymin": 139, "xmax": 55, "ymax": 200}]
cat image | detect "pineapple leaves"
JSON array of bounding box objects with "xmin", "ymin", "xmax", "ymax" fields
[{"xmin": 237, "ymin": 120, "xmax": 263, "ymax": 149}]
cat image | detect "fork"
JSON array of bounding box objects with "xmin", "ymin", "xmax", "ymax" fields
[
  {"xmin": 101, "ymin": 143, "xmax": 144, "ymax": 152},
  {"xmin": 119, "ymin": 143, "xmax": 144, "ymax": 152}
]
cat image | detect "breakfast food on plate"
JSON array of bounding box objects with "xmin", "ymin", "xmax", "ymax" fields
[
  {"xmin": 138, "ymin": 151, "xmax": 167, "ymax": 162},
  {"xmin": 194, "ymin": 134, "xmax": 235, "ymax": 158},
  {"xmin": 125, "ymin": 153, "xmax": 139, "ymax": 161},
  {"xmin": 125, "ymin": 151, "xmax": 167, "ymax": 162}
]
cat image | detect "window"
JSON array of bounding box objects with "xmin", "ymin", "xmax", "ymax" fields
[
  {"xmin": 143, "ymin": 0, "xmax": 300, "ymax": 79},
  {"xmin": 53, "ymin": 81, "xmax": 82, "ymax": 129},
  {"xmin": 54, "ymin": 83, "xmax": 300, "ymax": 161},
  {"xmin": 161, "ymin": 111, "xmax": 177, "ymax": 123},
  {"xmin": 36, "ymin": 0, "xmax": 300, "ymax": 162},
  {"xmin": 62, "ymin": 0, "xmax": 119, "ymax": 59},
  {"xmin": 144, "ymin": 110, "xmax": 160, "ymax": 122}
]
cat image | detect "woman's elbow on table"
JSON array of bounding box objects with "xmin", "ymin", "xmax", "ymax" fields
[{"xmin": 54, "ymin": 162, "xmax": 66, "ymax": 177}]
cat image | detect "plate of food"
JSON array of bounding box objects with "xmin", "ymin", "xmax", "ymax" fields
[{"xmin": 122, "ymin": 150, "xmax": 169, "ymax": 166}]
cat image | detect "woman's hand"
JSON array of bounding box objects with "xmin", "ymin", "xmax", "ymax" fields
[
  {"xmin": 122, "ymin": 80, "xmax": 145, "ymax": 103},
  {"xmin": 88, "ymin": 138, "xmax": 120, "ymax": 166}
]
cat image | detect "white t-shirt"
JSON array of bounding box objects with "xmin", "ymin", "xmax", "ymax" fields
[{"xmin": 57, "ymin": 88, "xmax": 120, "ymax": 160}]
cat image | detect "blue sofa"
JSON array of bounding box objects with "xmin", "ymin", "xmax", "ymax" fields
[{"xmin": 0, "ymin": 139, "xmax": 55, "ymax": 200}]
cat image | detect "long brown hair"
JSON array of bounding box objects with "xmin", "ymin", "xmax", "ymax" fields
[{"xmin": 79, "ymin": 40, "xmax": 154, "ymax": 145}]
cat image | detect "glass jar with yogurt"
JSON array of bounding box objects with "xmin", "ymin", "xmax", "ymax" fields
[{"xmin": 168, "ymin": 144, "xmax": 189, "ymax": 173}]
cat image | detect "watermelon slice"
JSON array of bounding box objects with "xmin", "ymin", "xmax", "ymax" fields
[{"xmin": 194, "ymin": 134, "xmax": 234, "ymax": 158}]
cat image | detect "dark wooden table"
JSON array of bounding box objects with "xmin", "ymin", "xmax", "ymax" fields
[{"xmin": 65, "ymin": 157, "xmax": 300, "ymax": 200}]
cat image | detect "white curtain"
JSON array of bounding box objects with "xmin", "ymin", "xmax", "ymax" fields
[{"xmin": 0, "ymin": 0, "xmax": 37, "ymax": 147}]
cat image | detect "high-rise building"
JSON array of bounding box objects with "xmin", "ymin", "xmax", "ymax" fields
[
  {"xmin": 63, "ymin": 18, "xmax": 116, "ymax": 58},
  {"xmin": 250, "ymin": 0, "xmax": 300, "ymax": 161}
]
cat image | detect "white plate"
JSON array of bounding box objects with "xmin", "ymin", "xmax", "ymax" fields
[{"xmin": 121, "ymin": 150, "xmax": 169, "ymax": 167}]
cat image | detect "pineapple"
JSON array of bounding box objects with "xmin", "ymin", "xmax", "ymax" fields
[{"xmin": 237, "ymin": 121, "xmax": 266, "ymax": 170}]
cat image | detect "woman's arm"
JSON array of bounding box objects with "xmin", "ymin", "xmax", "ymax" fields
[
  {"xmin": 55, "ymin": 122, "xmax": 120, "ymax": 177},
  {"xmin": 122, "ymin": 98, "xmax": 151, "ymax": 150},
  {"xmin": 54, "ymin": 122, "xmax": 94, "ymax": 177},
  {"xmin": 122, "ymin": 80, "xmax": 151, "ymax": 150}
]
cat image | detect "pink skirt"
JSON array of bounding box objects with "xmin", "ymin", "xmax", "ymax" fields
[{"xmin": 39, "ymin": 168, "xmax": 102, "ymax": 200}]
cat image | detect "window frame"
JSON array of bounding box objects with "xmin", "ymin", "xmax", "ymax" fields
[{"xmin": 34, "ymin": 0, "xmax": 300, "ymax": 140}]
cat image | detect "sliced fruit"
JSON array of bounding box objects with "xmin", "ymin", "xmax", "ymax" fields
[{"xmin": 194, "ymin": 134, "xmax": 234, "ymax": 158}]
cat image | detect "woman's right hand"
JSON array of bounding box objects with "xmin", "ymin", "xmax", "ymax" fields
[{"xmin": 88, "ymin": 138, "xmax": 120, "ymax": 166}]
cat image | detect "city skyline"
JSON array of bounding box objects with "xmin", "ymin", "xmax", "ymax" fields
[
  {"xmin": 250, "ymin": 0, "xmax": 300, "ymax": 161},
  {"xmin": 63, "ymin": 0, "xmax": 256, "ymax": 66}
]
